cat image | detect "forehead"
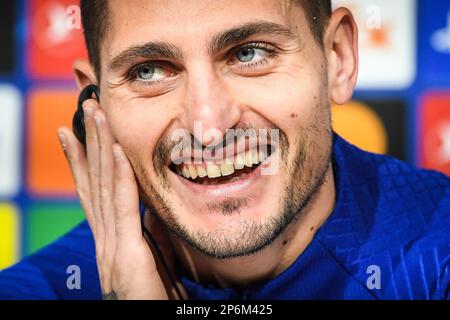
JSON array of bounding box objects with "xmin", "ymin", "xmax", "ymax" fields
[{"xmin": 104, "ymin": 0, "xmax": 306, "ymax": 58}]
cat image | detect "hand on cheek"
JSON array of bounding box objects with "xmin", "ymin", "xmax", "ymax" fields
[{"xmin": 56, "ymin": 98, "xmax": 186, "ymax": 300}]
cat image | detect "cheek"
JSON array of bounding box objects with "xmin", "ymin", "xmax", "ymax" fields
[
  {"xmin": 228, "ymin": 70, "xmax": 326, "ymax": 143},
  {"xmin": 104, "ymin": 99, "xmax": 173, "ymax": 171}
]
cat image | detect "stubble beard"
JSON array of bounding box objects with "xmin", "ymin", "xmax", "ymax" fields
[{"xmin": 132, "ymin": 102, "xmax": 333, "ymax": 260}]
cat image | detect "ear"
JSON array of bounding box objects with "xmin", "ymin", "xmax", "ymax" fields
[
  {"xmin": 324, "ymin": 7, "xmax": 359, "ymax": 105},
  {"xmin": 73, "ymin": 59, "xmax": 97, "ymax": 89}
]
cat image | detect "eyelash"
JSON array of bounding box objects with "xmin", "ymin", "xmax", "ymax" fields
[
  {"xmin": 124, "ymin": 42, "xmax": 278, "ymax": 86},
  {"xmin": 125, "ymin": 62, "xmax": 175, "ymax": 87},
  {"xmin": 229, "ymin": 42, "xmax": 277, "ymax": 69}
]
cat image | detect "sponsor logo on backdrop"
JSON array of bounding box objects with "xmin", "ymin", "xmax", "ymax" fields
[
  {"xmin": 332, "ymin": 101, "xmax": 388, "ymax": 155},
  {"xmin": 27, "ymin": 90, "xmax": 78, "ymax": 195},
  {"xmin": 425, "ymin": 122, "xmax": 450, "ymax": 167},
  {"xmin": 0, "ymin": 86, "xmax": 22, "ymax": 198},
  {"xmin": 431, "ymin": 10, "xmax": 450, "ymax": 54},
  {"xmin": 0, "ymin": 1, "xmax": 15, "ymax": 74},
  {"xmin": 0, "ymin": 204, "xmax": 20, "ymax": 270},
  {"xmin": 420, "ymin": 92, "xmax": 450, "ymax": 176},
  {"xmin": 29, "ymin": 0, "xmax": 87, "ymax": 77},
  {"xmin": 332, "ymin": 99, "xmax": 407, "ymax": 160},
  {"xmin": 333, "ymin": 0, "xmax": 416, "ymax": 89},
  {"xmin": 419, "ymin": 0, "xmax": 450, "ymax": 81},
  {"xmin": 26, "ymin": 204, "xmax": 85, "ymax": 255}
]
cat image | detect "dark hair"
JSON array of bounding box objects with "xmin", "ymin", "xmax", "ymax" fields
[
  {"xmin": 299, "ymin": 0, "xmax": 332, "ymax": 47},
  {"xmin": 80, "ymin": 0, "xmax": 332, "ymax": 79},
  {"xmin": 80, "ymin": 0, "xmax": 108, "ymax": 79}
]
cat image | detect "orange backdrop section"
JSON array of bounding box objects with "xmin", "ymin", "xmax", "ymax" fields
[
  {"xmin": 332, "ymin": 101, "xmax": 388, "ymax": 155},
  {"xmin": 27, "ymin": 90, "xmax": 78, "ymax": 196}
]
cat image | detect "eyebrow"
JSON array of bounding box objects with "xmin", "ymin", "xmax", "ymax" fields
[
  {"xmin": 108, "ymin": 41, "xmax": 183, "ymax": 72},
  {"xmin": 208, "ymin": 21, "xmax": 297, "ymax": 55},
  {"xmin": 108, "ymin": 21, "xmax": 296, "ymax": 72}
]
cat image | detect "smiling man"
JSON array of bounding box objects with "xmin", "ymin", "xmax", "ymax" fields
[{"xmin": 0, "ymin": 0, "xmax": 449, "ymax": 300}]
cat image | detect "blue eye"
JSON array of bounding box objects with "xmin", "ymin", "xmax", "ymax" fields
[
  {"xmin": 236, "ymin": 47, "xmax": 256, "ymax": 62},
  {"xmin": 129, "ymin": 62, "xmax": 176, "ymax": 84},
  {"xmin": 138, "ymin": 65, "xmax": 155, "ymax": 80},
  {"xmin": 232, "ymin": 44, "xmax": 276, "ymax": 68}
]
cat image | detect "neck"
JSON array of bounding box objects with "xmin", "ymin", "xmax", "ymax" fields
[{"xmin": 168, "ymin": 163, "xmax": 336, "ymax": 289}]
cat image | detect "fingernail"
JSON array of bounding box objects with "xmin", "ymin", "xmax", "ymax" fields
[
  {"xmin": 112, "ymin": 144, "xmax": 124, "ymax": 161},
  {"xmin": 83, "ymin": 105, "xmax": 93, "ymax": 117},
  {"xmin": 57, "ymin": 131, "xmax": 67, "ymax": 150}
]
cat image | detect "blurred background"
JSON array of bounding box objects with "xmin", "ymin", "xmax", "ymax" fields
[{"xmin": 0, "ymin": 0, "xmax": 449, "ymax": 270}]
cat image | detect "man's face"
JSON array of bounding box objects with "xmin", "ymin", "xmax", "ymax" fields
[{"xmin": 98, "ymin": 0, "xmax": 333, "ymax": 258}]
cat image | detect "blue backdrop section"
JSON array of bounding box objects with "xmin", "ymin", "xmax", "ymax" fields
[{"xmin": 418, "ymin": 0, "xmax": 450, "ymax": 85}]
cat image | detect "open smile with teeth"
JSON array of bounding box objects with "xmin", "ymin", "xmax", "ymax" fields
[{"xmin": 170, "ymin": 148, "xmax": 272, "ymax": 185}]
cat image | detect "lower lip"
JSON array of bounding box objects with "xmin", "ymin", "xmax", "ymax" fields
[{"xmin": 170, "ymin": 155, "xmax": 273, "ymax": 197}]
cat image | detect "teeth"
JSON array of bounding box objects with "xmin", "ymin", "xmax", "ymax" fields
[
  {"xmin": 259, "ymin": 149, "xmax": 267, "ymax": 162},
  {"xmin": 175, "ymin": 148, "xmax": 270, "ymax": 180},
  {"xmin": 182, "ymin": 166, "xmax": 190, "ymax": 179},
  {"xmin": 188, "ymin": 165, "xmax": 198, "ymax": 180},
  {"xmin": 252, "ymin": 150, "xmax": 259, "ymax": 165},
  {"xmin": 220, "ymin": 159, "xmax": 235, "ymax": 176},
  {"xmin": 197, "ymin": 166, "xmax": 207, "ymax": 178},
  {"xmin": 245, "ymin": 151, "xmax": 253, "ymax": 167},
  {"xmin": 206, "ymin": 164, "xmax": 221, "ymax": 178},
  {"xmin": 235, "ymin": 153, "xmax": 245, "ymax": 170}
]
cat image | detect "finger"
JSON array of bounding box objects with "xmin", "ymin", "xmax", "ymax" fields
[
  {"xmin": 84, "ymin": 99, "xmax": 112, "ymax": 291},
  {"xmin": 57, "ymin": 127, "xmax": 95, "ymax": 234},
  {"xmin": 112, "ymin": 143, "xmax": 142, "ymax": 242},
  {"xmin": 93, "ymin": 109, "xmax": 117, "ymax": 266},
  {"xmin": 112, "ymin": 144, "xmax": 176, "ymax": 300},
  {"xmin": 83, "ymin": 99, "xmax": 104, "ymax": 242}
]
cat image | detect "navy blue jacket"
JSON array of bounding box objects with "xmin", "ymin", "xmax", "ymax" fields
[{"xmin": 0, "ymin": 135, "xmax": 449, "ymax": 299}]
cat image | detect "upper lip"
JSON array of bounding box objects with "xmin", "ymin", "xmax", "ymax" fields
[{"xmin": 168, "ymin": 136, "xmax": 274, "ymax": 166}]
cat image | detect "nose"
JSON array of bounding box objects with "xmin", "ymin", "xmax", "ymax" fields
[{"xmin": 180, "ymin": 61, "xmax": 241, "ymax": 147}]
